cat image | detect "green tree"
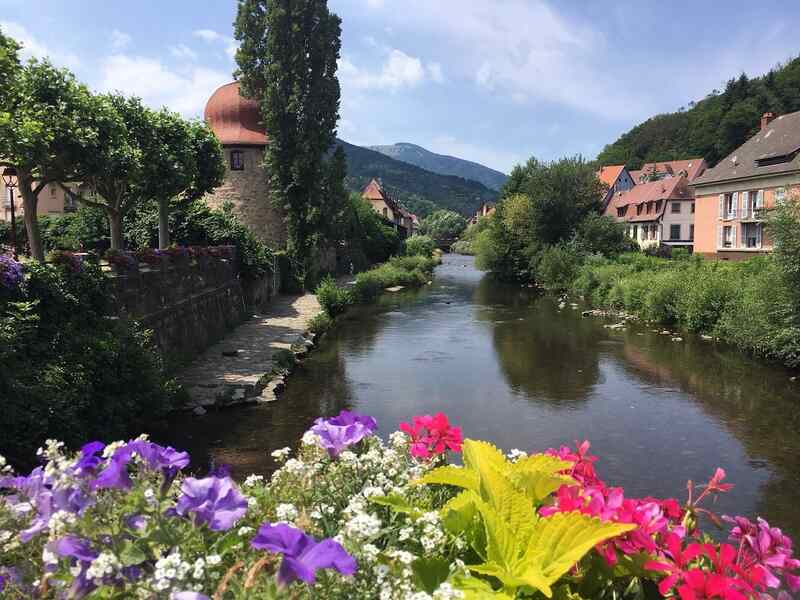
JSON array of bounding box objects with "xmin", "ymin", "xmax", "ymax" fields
[
  {"xmin": 419, "ymin": 209, "xmax": 467, "ymax": 240},
  {"xmin": 0, "ymin": 58, "xmax": 106, "ymax": 261},
  {"xmin": 142, "ymin": 110, "xmax": 224, "ymax": 249},
  {"xmin": 235, "ymin": 0, "xmax": 343, "ymax": 282},
  {"xmin": 59, "ymin": 94, "xmax": 143, "ymax": 250}
]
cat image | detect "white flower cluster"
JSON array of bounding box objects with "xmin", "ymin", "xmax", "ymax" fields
[
  {"xmin": 243, "ymin": 474, "xmax": 264, "ymax": 488},
  {"xmin": 343, "ymin": 511, "xmax": 382, "ymax": 541},
  {"xmin": 86, "ymin": 551, "xmax": 121, "ymax": 585},
  {"xmin": 0, "ymin": 454, "xmax": 11, "ymax": 475},
  {"xmin": 270, "ymin": 447, "xmax": 291, "ymax": 462},
  {"xmin": 151, "ymin": 552, "xmax": 195, "ymax": 593},
  {"xmin": 507, "ymin": 448, "xmax": 528, "ymax": 462},
  {"xmin": 275, "ymin": 503, "xmax": 298, "ymax": 522},
  {"xmin": 416, "ymin": 511, "xmax": 446, "ymax": 553},
  {"xmin": 47, "ymin": 510, "xmax": 77, "ymax": 539}
]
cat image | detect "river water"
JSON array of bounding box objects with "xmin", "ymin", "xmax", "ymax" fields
[{"xmin": 157, "ymin": 254, "xmax": 800, "ymax": 540}]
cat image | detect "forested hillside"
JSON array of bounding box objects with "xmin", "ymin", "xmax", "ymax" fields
[
  {"xmin": 336, "ymin": 139, "xmax": 496, "ymax": 218},
  {"xmin": 369, "ymin": 142, "xmax": 508, "ymax": 191},
  {"xmin": 598, "ymin": 55, "xmax": 800, "ymax": 168}
]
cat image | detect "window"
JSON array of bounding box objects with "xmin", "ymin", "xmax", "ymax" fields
[
  {"xmin": 230, "ymin": 150, "xmax": 244, "ymax": 171},
  {"xmin": 743, "ymin": 223, "xmax": 761, "ymax": 248},
  {"xmin": 656, "ymin": 200, "xmax": 662, "ymax": 213},
  {"xmin": 689, "ymin": 224, "xmax": 694, "ymax": 240},
  {"xmin": 775, "ymin": 187, "xmax": 786, "ymax": 206},
  {"xmin": 691, "ymin": 202, "xmax": 695, "ymax": 214},
  {"xmin": 722, "ymin": 226, "xmax": 733, "ymax": 248},
  {"xmin": 636, "ymin": 204, "xmax": 643, "ymax": 215},
  {"xmin": 50, "ymin": 184, "xmax": 57, "ymax": 197},
  {"xmin": 382, "ymin": 207, "xmax": 387, "ymax": 217},
  {"xmin": 670, "ymin": 224, "xmax": 681, "ymax": 240},
  {"xmin": 720, "ymin": 193, "xmax": 737, "ymax": 219},
  {"xmin": 671, "ymin": 202, "xmax": 681, "ymax": 213},
  {"xmin": 632, "ymin": 225, "xmax": 638, "ymax": 240},
  {"xmin": 617, "ymin": 207, "xmax": 625, "ymax": 217}
]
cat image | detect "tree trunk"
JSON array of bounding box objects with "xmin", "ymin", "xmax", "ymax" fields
[
  {"xmin": 157, "ymin": 197, "xmax": 170, "ymax": 249},
  {"xmin": 108, "ymin": 210, "xmax": 123, "ymax": 250},
  {"xmin": 18, "ymin": 174, "xmax": 44, "ymax": 261}
]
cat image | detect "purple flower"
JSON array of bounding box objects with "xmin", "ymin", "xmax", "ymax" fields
[
  {"xmin": 0, "ymin": 255, "xmax": 23, "ymax": 290},
  {"xmin": 91, "ymin": 440, "xmax": 190, "ymax": 491},
  {"xmin": 55, "ymin": 535, "xmax": 99, "ymax": 599},
  {"xmin": 171, "ymin": 594, "xmax": 210, "ymax": 600},
  {"xmin": 309, "ymin": 410, "xmax": 378, "ymax": 457},
  {"xmin": 176, "ymin": 475, "xmax": 248, "ymax": 531},
  {"xmin": 73, "ymin": 442, "xmax": 106, "ymax": 476},
  {"xmin": 250, "ymin": 522, "xmax": 357, "ymax": 586}
]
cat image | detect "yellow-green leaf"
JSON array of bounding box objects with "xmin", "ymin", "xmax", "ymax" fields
[
  {"xmin": 417, "ymin": 465, "xmax": 479, "ymax": 492},
  {"xmin": 520, "ymin": 512, "xmax": 636, "ymax": 597},
  {"xmin": 463, "ymin": 439, "xmax": 508, "ymax": 474}
]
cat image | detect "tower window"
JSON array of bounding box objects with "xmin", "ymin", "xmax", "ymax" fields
[{"xmin": 230, "ymin": 150, "xmax": 244, "ymax": 171}]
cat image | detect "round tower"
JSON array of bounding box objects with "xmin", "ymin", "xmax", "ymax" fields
[{"xmin": 204, "ymin": 82, "xmax": 286, "ymax": 247}]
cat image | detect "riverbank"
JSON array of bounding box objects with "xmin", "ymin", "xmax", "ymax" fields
[{"xmin": 569, "ymin": 252, "xmax": 800, "ymax": 369}]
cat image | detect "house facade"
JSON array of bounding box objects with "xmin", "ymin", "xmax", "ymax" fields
[
  {"xmin": 596, "ymin": 165, "xmax": 635, "ymax": 210},
  {"xmin": 469, "ymin": 202, "xmax": 496, "ymax": 225},
  {"xmin": 605, "ymin": 176, "xmax": 694, "ymax": 249},
  {"xmin": 1, "ymin": 180, "xmax": 79, "ymax": 223},
  {"xmin": 361, "ymin": 178, "xmax": 415, "ymax": 238},
  {"xmin": 692, "ymin": 111, "xmax": 800, "ymax": 258}
]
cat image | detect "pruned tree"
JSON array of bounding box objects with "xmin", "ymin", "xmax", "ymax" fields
[
  {"xmin": 0, "ymin": 56, "xmax": 104, "ymax": 261},
  {"xmin": 235, "ymin": 0, "xmax": 343, "ymax": 282}
]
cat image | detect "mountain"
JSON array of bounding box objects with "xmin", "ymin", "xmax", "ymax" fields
[
  {"xmin": 369, "ymin": 142, "xmax": 508, "ymax": 191},
  {"xmin": 598, "ymin": 55, "xmax": 800, "ymax": 169},
  {"xmin": 336, "ymin": 139, "xmax": 497, "ymax": 218}
]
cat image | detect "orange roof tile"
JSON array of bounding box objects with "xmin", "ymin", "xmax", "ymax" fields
[
  {"xmin": 605, "ymin": 176, "xmax": 693, "ymax": 222},
  {"xmin": 596, "ymin": 165, "xmax": 626, "ymax": 188},
  {"xmin": 630, "ymin": 158, "xmax": 706, "ymax": 183},
  {"xmin": 204, "ymin": 82, "xmax": 268, "ymax": 146}
]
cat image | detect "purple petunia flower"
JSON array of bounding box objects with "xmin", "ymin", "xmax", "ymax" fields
[
  {"xmin": 171, "ymin": 593, "xmax": 210, "ymax": 600},
  {"xmin": 55, "ymin": 535, "xmax": 100, "ymax": 599},
  {"xmin": 176, "ymin": 475, "xmax": 248, "ymax": 531},
  {"xmin": 250, "ymin": 522, "xmax": 357, "ymax": 586},
  {"xmin": 91, "ymin": 440, "xmax": 190, "ymax": 491},
  {"xmin": 309, "ymin": 410, "xmax": 378, "ymax": 457},
  {"xmin": 0, "ymin": 255, "xmax": 23, "ymax": 291}
]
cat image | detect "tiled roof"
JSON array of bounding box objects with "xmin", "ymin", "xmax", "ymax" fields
[
  {"xmin": 361, "ymin": 178, "xmax": 403, "ymax": 216},
  {"xmin": 630, "ymin": 158, "xmax": 706, "ymax": 183},
  {"xmin": 204, "ymin": 82, "xmax": 268, "ymax": 146},
  {"xmin": 606, "ymin": 176, "xmax": 692, "ymax": 222},
  {"xmin": 596, "ymin": 165, "xmax": 625, "ymax": 187},
  {"xmin": 693, "ymin": 111, "xmax": 800, "ymax": 186}
]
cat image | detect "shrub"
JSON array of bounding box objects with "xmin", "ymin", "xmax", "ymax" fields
[
  {"xmin": 315, "ymin": 275, "xmax": 352, "ymax": 317},
  {"xmin": 0, "ymin": 262, "xmax": 172, "ymax": 468},
  {"xmin": 307, "ymin": 311, "xmax": 332, "ymax": 335},
  {"xmin": 535, "ymin": 243, "xmax": 582, "ymax": 290},
  {"xmin": 404, "ymin": 234, "xmax": 436, "ymax": 257}
]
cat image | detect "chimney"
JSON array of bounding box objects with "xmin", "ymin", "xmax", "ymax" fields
[{"xmin": 761, "ymin": 112, "xmax": 776, "ymax": 130}]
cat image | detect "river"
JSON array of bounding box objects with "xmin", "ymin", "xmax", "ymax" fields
[{"xmin": 156, "ymin": 253, "xmax": 800, "ymax": 540}]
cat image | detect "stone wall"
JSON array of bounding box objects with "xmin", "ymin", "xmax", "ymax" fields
[
  {"xmin": 107, "ymin": 249, "xmax": 277, "ymax": 365},
  {"xmin": 204, "ymin": 146, "xmax": 288, "ymax": 248}
]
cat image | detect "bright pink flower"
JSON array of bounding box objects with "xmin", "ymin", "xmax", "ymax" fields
[
  {"xmin": 398, "ymin": 413, "xmax": 462, "ymax": 460},
  {"xmin": 545, "ymin": 440, "xmax": 601, "ymax": 487}
]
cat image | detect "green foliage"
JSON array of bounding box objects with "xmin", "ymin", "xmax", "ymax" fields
[
  {"xmin": 535, "ymin": 244, "xmax": 582, "ymax": 291},
  {"xmin": 316, "ymin": 275, "xmax": 352, "ymax": 317},
  {"xmin": 420, "ymin": 210, "xmax": 468, "ymax": 240},
  {"xmin": 0, "ymin": 262, "xmax": 172, "ymax": 467},
  {"xmin": 307, "ymin": 311, "xmax": 332, "ymax": 335},
  {"xmin": 352, "ymin": 255, "xmax": 437, "ymax": 302},
  {"xmin": 338, "ymin": 140, "xmax": 496, "ymax": 218},
  {"xmin": 404, "ymin": 234, "xmax": 436, "ymax": 258},
  {"xmin": 597, "ymin": 56, "xmax": 800, "ymax": 168},
  {"xmin": 38, "ymin": 206, "xmax": 110, "ymax": 252},
  {"xmin": 235, "ymin": 0, "xmax": 343, "ymax": 280},
  {"xmin": 342, "ymin": 193, "xmax": 402, "ymax": 266},
  {"xmin": 574, "ymin": 214, "xmax": 637, "ymax": 257},
  {"xmin": 123, "ymin": 200, "xmax": 273, "ymax": 282},
  {"xmin": 416, "ymin": 440, "xmax": 634, "ymax": 598}
]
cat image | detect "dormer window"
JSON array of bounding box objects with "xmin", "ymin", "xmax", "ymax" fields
[
  {"xmin": 754, "ymin": 148, "xmax": 800, "ymax": 168},
  {"xmin": 230, "ymin": 150, "xmax": 244, "ymax": 171}
]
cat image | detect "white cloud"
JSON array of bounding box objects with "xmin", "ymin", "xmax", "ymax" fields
[
  {"xmin": 98, "ymin": 54, "xmax": 230, "ymax": 117},
  {"xmin": 169, "ymin": 44, "xmax": 198, "ymax": 61},
  {"xmin": 110, "ymin": 29, "xmax": 131, "ymax": 50},
  {"xmin": 193, "ymin": 29, "xmax": 223, "ymax": 43},
  {"xmin": 366, "ymin": 0, "xmax": 384, "ymax": 7},
  {"xmin": 341, "ymin": 49, "xmax": 440, "ymax": 91},
  {"xmin": 0, "ymin": 20, "xmax": 81, "ymax": 69}
]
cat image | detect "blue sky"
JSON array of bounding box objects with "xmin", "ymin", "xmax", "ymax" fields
[{"xmin": 1, "ymin": 0, "xmax": 799, "ymax": 173}]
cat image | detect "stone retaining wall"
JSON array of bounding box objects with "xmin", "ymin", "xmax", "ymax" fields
[{"xmin": 106, "ymin": 248, "xmax": 278, "ymax": 365}]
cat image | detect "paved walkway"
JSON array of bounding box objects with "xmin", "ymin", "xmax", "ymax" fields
[{"xmin": 177, "ymin": 293, "xmax": 321, "ymax": 409}]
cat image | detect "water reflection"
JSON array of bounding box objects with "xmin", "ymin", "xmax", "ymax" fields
[{"xmin": 153, "ymin": 254, "xmax": 800, "ymax": 540}]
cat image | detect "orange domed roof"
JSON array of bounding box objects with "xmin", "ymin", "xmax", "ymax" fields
[{"xmin": 204, "ymin": 81, "xmax": 267, "ymax": 146}]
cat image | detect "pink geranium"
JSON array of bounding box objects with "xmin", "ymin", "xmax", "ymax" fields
[{"xmin": 399, "ymin": 413, "xmax": 462, "ymax": 460}]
